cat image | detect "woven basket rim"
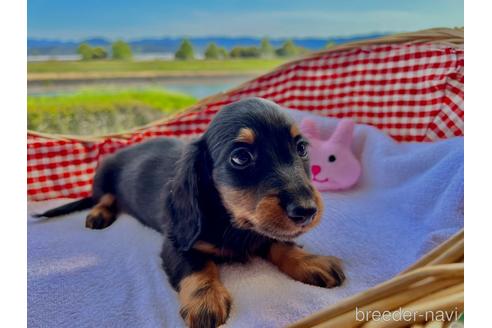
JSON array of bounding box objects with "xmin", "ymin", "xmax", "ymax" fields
[
  {"xmin": 27, "ymin": 27, "xmax": 464, "ymax": 142},
  {"xmin": 288, "ymin": 229, "xmax": 464, "ymax": 327}
]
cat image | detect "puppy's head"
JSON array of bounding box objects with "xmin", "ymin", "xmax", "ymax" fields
[
  {"xmin": 169, "ymin": 97, "xmax": 323, "ymax": 251},
  {"xmin": 205, "ymin": 97, "xmax": 323, "ymax": 241}
]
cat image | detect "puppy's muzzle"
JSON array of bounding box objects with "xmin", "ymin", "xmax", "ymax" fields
[{"xmin": 286, "ymin": 200, "xmax": 317, "ymax": 227}]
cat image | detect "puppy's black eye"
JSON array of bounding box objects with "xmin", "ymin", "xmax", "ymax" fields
[
  {"xmin": 230, "ymin": 148, "xmax": 254, "ymax": 168},
  {"xmin": 296, "ymin": 141, "xmax": 309, "ymax": 159},
  {"xmin": 328, "ymin": 155, "xmax": 336, "ymax": 162}
]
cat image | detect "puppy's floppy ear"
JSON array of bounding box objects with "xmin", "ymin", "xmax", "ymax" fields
[{"xmin": 167, "ymin": 139, "xmax": 209, "ymax": 252}]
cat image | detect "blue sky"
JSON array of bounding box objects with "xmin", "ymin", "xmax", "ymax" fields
[{"xmin": 28, "ymin": 0, "xmax": 463, "ymax": 40}]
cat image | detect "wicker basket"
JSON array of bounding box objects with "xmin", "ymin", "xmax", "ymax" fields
[
  {"xmin": 289, "ymin": 230, "xmax": 464, "ymax": 327},
  {"xmin": 27, "ymin": 28, "xmax": 464, "ymax": 326}
]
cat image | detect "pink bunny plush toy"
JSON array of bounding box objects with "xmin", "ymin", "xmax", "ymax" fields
[{"xmin": 300, "ymin": 118, "xmax": 362, "ymax": 191}]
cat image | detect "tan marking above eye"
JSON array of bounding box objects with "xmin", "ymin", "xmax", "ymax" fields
[
  {"xmin": 290, "ymin": 124, "xmax": 301, "ymax": 138},
  {"xmin": 236, "ymin": 128, "xmax": 256, "ymax": 144}
]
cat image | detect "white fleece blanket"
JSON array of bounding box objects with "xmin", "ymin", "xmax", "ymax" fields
[{"xmin": 27, "ymin": 111, "xmax": 464, "ymax": 328}]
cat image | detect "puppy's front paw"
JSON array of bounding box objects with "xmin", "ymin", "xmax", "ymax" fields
[
  {"xmin": 295, "ymin": 255, "xmax": 346, "ymax": 288},
  {"xmin": 267, "ymin": 243, "xmax": 346, "ymax": 288},
  {"xmin": 179, "ymin": 280, "xmax": 232, "ymax": 328}
]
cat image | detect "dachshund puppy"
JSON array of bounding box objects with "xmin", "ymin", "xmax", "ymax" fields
[{"xmin": 36, "ymin": 97, "xmax": 345, "ymax": 328}]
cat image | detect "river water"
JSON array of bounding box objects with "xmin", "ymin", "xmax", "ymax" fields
[{"xmin": 27, "ymin": 75, "xmax": 254, "ymax": 99}]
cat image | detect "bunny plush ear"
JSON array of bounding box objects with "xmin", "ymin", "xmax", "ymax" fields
[
  {"xmin": 300, "ymin": 118, "xmax": 320, "ymax": 139},
  {"xmin": 330, "ymin": 119, "xmax": 355, "ymax": 147}
]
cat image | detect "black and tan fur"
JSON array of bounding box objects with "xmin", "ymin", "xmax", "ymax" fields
[{"xmin": 35, "ymin": 97, "xmax": 345, "ymax": 328}]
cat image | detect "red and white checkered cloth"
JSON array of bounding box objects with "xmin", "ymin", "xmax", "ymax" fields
[{"xmin": 27, "ymin": 43, "xmax": 464, "ymax": 201}]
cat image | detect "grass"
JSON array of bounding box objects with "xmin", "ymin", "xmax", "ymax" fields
[
  {"xmin": 28, "ymin": 59, "xmax": 288, "ymax": 75},
  {"xmin": 28, "ymin": 88, "xmax": 197, "ymax": 135},
  {"xmin": 27, "ymin": 58, "xmax": 288, "ymax": 135}
]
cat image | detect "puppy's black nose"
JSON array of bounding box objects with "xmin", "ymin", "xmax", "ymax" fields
[{"xmin": 286, "ymin": 202, "xmax": 317, "ymax": 226}]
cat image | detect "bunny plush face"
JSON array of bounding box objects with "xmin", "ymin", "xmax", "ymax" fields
[{"xmin": 300, "ymin": 118, "xmax": 361, "ymax": 191}]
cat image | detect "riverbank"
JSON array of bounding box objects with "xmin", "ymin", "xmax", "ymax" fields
[
  {"xmin": 27, "ymin": 59, "xmax": 287, "ymax": 135},
  {"xmin": 27, "ymin": 70, "xmax": 263, "ymax": 82},
  {"xmin": 28, "ymin": 74, "xmax": 254, "ymax": 99},
  {"xmin": 27, "ymin": 58, "xmax": 287, "ymax": 81}
]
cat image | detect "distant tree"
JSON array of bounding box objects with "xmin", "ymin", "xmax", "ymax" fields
[
  {"xmin": 204, "ymin": 42, "xmax": 220, "ymax": 59},
  {"xmin": 204, "ymin": 43, "xmax": 228, "ymax": 59},
  {"xmin": 218, "ymin": 47, "xmax": 228, "ymax": 59},
  {"xmin": 260, "ymin": 37, "xmax": 275, "ymax": 58},
  {"xmin": 229, "ymin": 47, "xmax": 242, "ymax": 58},
  {"xmin": 92, "ymin": 47, "xmax": 108, "ymax": 59},
  {"xmin": 229, "ymin": 46, "xmax": 260, "ymax": 58},
  {"xmin": 112, "ymin": 40, "xmax": 133, "ymax": 60},
  {"xmin": 175, "ymin": 39, "xmax": 195, "ymax": 60},
  {"xmin": 246, "ymin": 47, "xmax": 260, "ymax": 57},
  {"xmin": 77, "ymin": 43, "xmax": 94, "ymax": 61},
  {"xmin": 325, "ymin": 41, "xmax": 337, "ymax": 49},
  {"xmin": 276, "ymin": 39, "xmax": 300, "ymax": 57}
]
